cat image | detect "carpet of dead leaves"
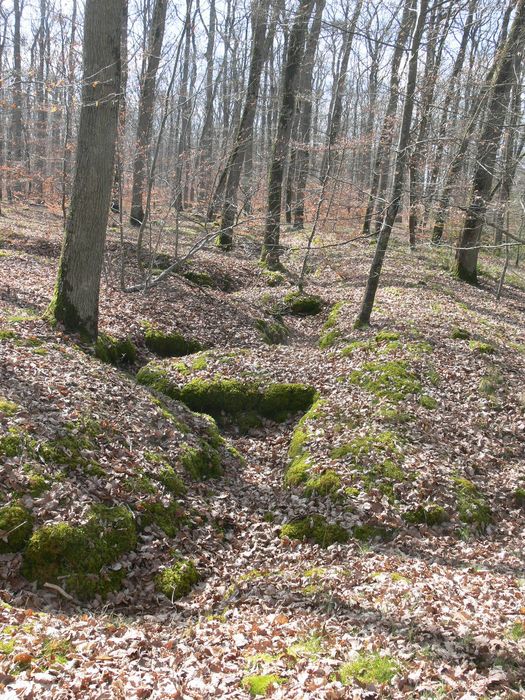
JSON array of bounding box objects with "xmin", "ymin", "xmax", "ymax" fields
[{"xmin": 0, "ymin": 203, "xmax": 524, "ymax": 699}]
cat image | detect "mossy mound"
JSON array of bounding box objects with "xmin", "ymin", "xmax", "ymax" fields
[
  {"xmin": 255, "ymin": 318, "xmax": 289, "ymax": 345},
  {"xmin": 94, "ymin": 333, "xmax": 137, "ymax": 365},
  {"xmin": 339, "ymin": 652, "xmax": 400, "ymax": 686},
  {"xmin": 319, "ymin": 302, "xmax": 346, "ymax": 348},
  {"xmin": 318, "ymin": 329, "xmax": 340, "ymax": 349},
  {"xmin": 155, "ymin": 558, "xmax": 199, "ymax": 599},
  {"xmin": 454, "ymin": 477, "xmax": 492, "ymax": 529},
  {"xmin": 283, "ymin": 291, "xmax": 322, "ymax": 316},
  {"xmin": 352, "ymin": 524, "xmax": 393, "ymax": 542},
  {"xmin": 349, "ymin": 360, "xmax": 421, "ymax": 402},
  {"xmin": 515, "ymin": 487, "xmax": 525, "ymax": 507},
  {"xmin": 182, "ymin": 267, "xmax": 234, "ymax": 291},
  {"xmin": 0, "ymin": 398, "xmax": 19, "ymax": 416},
  {"xmin": 137, "ymin": 360, "xmax": 317, "ymax": 427},
  {"xmin": 0, "ymin": 504, "xmax": 33, "ymax": 553},
  {"xmin": 451, "ymin": 327, "xmax": 471, "ymax": 340},
  {"xmin": 403, "ymin": 504, "xmax": 448, "ymax": 526},
  {"xmin": 144, "ymin": 324, "xmax": 202, "ymax": 357},
  {"xmin": 262, "ymin": 269, "xmax": 286, "ymax": 287},
  {"xmin": 280, "ymin": 515, "xmax": 348, "ymax": 547},
  {"xmin": 180, "ymin": 441, "xmax": 222, "ymax": 480},
  {"xmin": 22, "ymin": 505, "xmax": 137, "ymax": 600},
  {"xmin": 139, "ymin": 501, "xmax": 184, "ymax": 537},
  {"xmin": 242, "ymin": 674, "xmax": 285, "ymax": 696},
  {"xmin": 469, "ymin": 340, "xmax": 495, "ymax": 354}
]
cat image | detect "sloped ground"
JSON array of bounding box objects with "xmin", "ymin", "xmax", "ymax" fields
[{"xmin": 0, "ymin": 205, "xmax": 524, "ymax": 698}]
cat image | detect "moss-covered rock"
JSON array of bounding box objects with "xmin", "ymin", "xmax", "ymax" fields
[
  {"xmin": 155, "ymin": 558, "xmax": 199, "ymax": 599},
  {"xmin": 140, "ymin": 501, "xmax": 184, "ymax": 537},
  {"xmin": 144, "ymin": 324, "xmax": 202, "ymax": 357},
  {"xmin": 349, "ymin": 360, "xmax": 421, "ymax": 402},
  {"xmin": 454, "ymin": 477, "xmax": 492, "ymax": 529},
  {"xmin": 94, "ymin": 333, "xmax": 137, "ymax": 365},
  {"xmin": 0, "ymin": 504, "xmax": 33, "ymax": 553},
  {"xmin": 280, "ymin": 515, "xmax": 348, "ymax": 547},
  {"xmin": 403, "ymin": 504, "xmax": 448, "ymax": 526},
  {"xmin": 22, "ymin": 505, "xmax": 137, "ymax": 600},
  {"xmin": 259, "ymin": 383, "xmax": 318, "ymax": 421},
  {"xmin": 451, "ymin": 327, "xmax": 471, "ymax": 340},
  {"xmin": 262, "ymin": 269, "xmax": 285, "ymax": 287},
  {"xmin": 283, "ymin": 291, "xmax": 322, "ymax": 316},
  {"xmin": 318, "ymin": 329, "xmax": 340, "ymax": 349},
  {"xmin": 255, "ymin": 318, "xmax": 289, "ymax": 345},
  {"xmin": 303, "ymin": 469, "xmax": 341, "ymax": 497}
]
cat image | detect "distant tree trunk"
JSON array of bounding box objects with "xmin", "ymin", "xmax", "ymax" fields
[
  {"xmin": 197, "ymin": 0, "xmax": 216, "ymax": 201},
  {"xmin": 9, "ymin": 0, "xmax": 24, "ymax": 197},
  {"xmin": 33, "ymin": 0, "xmax": 48, "ymax": 199},
  {"xmin": 361, "ymin": 0, "xmax": 414, "ymax": 238},
  {"xmin": 173, "ymin": 0, "xmax": 193, "ymax": 212},
  {"xmin": 319, "ymin": 0, "xmax": 362, "ymax": 182},
  {"xmin": 0, "ymin": 8, "xmax": 8, "ymax": 210},
  {"xmin": 293, "ymin": 0, "xmax": 325, "ymax": 230},
  {"xmin": 261, "ymin": 0, "xmax": 315, "ymax": 269},
  {"xmin": 130, "ymin": 0, "xmax": 168, "ymax": 226},
  {"xmin": 454, "ymin": 0, "xmax": 525, "ymax": 283},
  {"xmin": 218, "ymin": 0, "xmax": 273, "ymax": 249},
  {"xmin": 61, "ymin": 0, "xmax": 78, "ymax": 220},
  {"xmin": 111, "ymin": 0, "xmax": 129, "ymax": 214},
  {"xmin": 356, "ymin": 0, "xmax": 428, "ymax": 327},
  {"xmin": 50, "ymin": 0, "xmax": 123, "ymax": 340}
]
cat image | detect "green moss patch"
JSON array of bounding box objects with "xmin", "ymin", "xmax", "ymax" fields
[
  {"xmin": 469, "ymin": 340, "xmax": 495, "ymax": 354},
  {"xmin": 140, "ymin": 501, "xmax": 184, "ymax": 537},
  {"xmin": 0, "ymin": 504, "xmax": 33, "ymax": 553},
  {"xmin": 255, "ymin": 318, "xmax": 289, "ymax": 345},
  {"xmin": 453, "ymin": 477, "xmax": 492, "ymax": 529},
  {"xmin": 283, "ymin": 291, "xmax": 322, "ymax": 316},
  {"xmin": 319, "ymin": 329, "xmax": 340, "ymax": 349},
  {"xmin": 180, "ymin": 442, "xmax": 222, "ymax": 480},
  {"xmin": 0, "ymin": 398, "xmax": 19, "ymax": 416},
  {"xmin": 339, "ymin": 652, "xmax": 401, "ymax": 686},
  {"xmin": 352, "ymin": 524, "xmax": 393, "ymax": 542},
  {"xmin": 515, "ymin": 487, "xmax": 525, "ymax": 507},
  {"xmin": 403, "ymin": 504, "xmax": 448, "ymax": 526},
  {"xmin": 155, "ymin": 558, "xmax": 199, "ymax": 599},
  {"xmin": 144, "ymin": 323, "xmax": 202, "ymax": 357},
  {"xmin": 262, "ymin": 269, "xmax": 285, "ymax": 287},
  {"xmin": 94, "ymin": 333, "xmax": 137, "ymax": 365},
  {"xmin": 451, "ymin": 327, "xmax": 471, "ymax": 340},
  {"xmin": 280, "ymin": 515, "xmax": 348, "ymax": 547},
  {"xmin": 22, "ymin": 505, "xmax": 136, "ymax": 600},
  {"xmin": 349, "ymin": 360, "xmax": 421, "ymax": 402},
  {"xmin": 419, "ymin": 394, "xmax": 438, "ymax": 409},
  {"xmin": 242, "ymin": 674, "xmax": 285, "ymax": 696}
]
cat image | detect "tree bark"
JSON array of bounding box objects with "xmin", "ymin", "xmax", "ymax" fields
[{"xmin": 50, "ymin": 0, "xmax": 123, "ymax": 340}]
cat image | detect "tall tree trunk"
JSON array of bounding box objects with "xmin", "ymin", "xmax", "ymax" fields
[
  {"xmin": 111, "ymin": 1, "xmax": 129, "ymax": 214},
  {"xmin": 356, "ymin": 0, "xmax": 428, "ymax": 327},
  {"xmin": 361, "ymin": 0, "xmax": 415, "ymax": 238},
  {"xmin": 455, "ymin": 0, "xmax": 525, "ymax": 283},
  {"xmin": 293, "ymin": 0, "xmax": 325, "ymax": 230},
  {"xmin": 9, "ymin": 0, "xmax": 24, "ymax": 197},
  {"xmin": 173, "ymin": 0, "xmax": 193, "ymax": 212},
  {"xmin": 50, "ymin": 0, "xmax": 123, "ymax": 340},
  {"xmin": 197, "ymin": 0, "xmax": 216, "ymax": 201},
  {"xmin": 319, "ymin": 0, "xmax": 363, "ymax": 181},
  {"xmin": 130, "ymin": 0, "xmax": 168, "ymax": 226},
  {"xmin": 261, "ymin": 0, "xmax": 315, "ymax": 269},
  {"xmin": 217, "ymin": 0, "xmax": 274, "ymax": 249}
]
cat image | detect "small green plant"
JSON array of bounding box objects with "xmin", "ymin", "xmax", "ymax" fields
[
  {"xmin": 242, "ymin": 674, "xmax": 285, "ymax": 696},
  {"xmin": 514, "ymin": 487, "xmax": 525, "ymax": 507},
  {"xmin": 454, "ymin": 477, "xmax": 492, "ymax": 529},
  {"xmin": 403, "ymin": 504, "xmax": 448, "ymax": 526},
  {"xmin": 319, "ymin": 329, "xmax": 340, "ymax": 349},
  {"xmin": 280, "ymin": 515, "xmax": 348, "ymax": 547},
  {"xmin": 420, "ymin": 394, "xmax": 438, "ymax": 409},
  {"xmin": 507, "ymin": 621, "xmax": 525, "ymax": 641},
  {"xmin": 451, "ymin": 327, "xmax": 471, "ymax": 340},
  {"xmin": 375, "ymin": 330, "xmax": 400, "ymax": 343},
  {"xmin": 339, "ymin": 652, "xmax": 400, "ymax": 686},
  {"xmin": 469, "ymin": 340, "xmax": 495, "ymax": 354},
  {"xmin": 349, "ymin": 360, "xmax": 421, "ymax": 402},
  {"xmin": 0, "ymin": 398, "xmax": 18, "ymax": 416}
]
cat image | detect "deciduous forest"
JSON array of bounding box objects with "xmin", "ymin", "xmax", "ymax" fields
[{"xmin": 1, "ymin": 0, "xmax": 525, "ymax": 696}]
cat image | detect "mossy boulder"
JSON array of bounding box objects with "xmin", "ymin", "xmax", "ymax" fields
[
  {"xmin": 280, "ymin": 515, "xmax": 348, "ymax": 547},
  {"xmin": 454, "ymin": 477, "xmax": 492, "ymax": 529},
  {"xmin": 155, "ymin": 558, "xmax": 199, "ymax": 599},
  {"xmin": 94, "ymin": 333, "xmax": 137, "ymax": 365},
  {"xmin": 140, "ymin": 501, "xmax": 184, "ymax": 537},
  {"xmin": 138, "ymin": 363, "xmax": 317, "ymax": 427},
  {"xmin": 403, "ymin": 504, "xmax": 448, "ymax": 526},
  {"xmin": 0, "ymin": 504, "xmax": 33, "ymax": 553},
  {"xmin": 283, "ymin": 291, "xmax": 322, "ymax": 316},
  {"xmin": 22, "ymin": 505, "xmax": 137, "ymax": 600},
  {"xmin": 180, "ymin": 442, "xmax": 222, "ymax": 480},
  {"xmin": 144, "ymin": 324, "xmax": 202, "ymax": 357}
]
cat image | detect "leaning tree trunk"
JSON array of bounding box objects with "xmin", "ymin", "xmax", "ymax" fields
[
  {"xmin": 261, "ymin": 0, "xmax": 315, "ymax": 269},
  {"xmin": 49, "ymin": 0, "xmax": 123, "ymax": 340},
  {"xmin": 356, "ymin": 0, "xmax": 428, "ymax": 327},
  {"xmin": 130, "ymin": 0, "xmax": 168, "ymax": 226},
  {"xmin": 361, "ymin": 0, "xmax": 414, "ymax": 238},
  {"xmin": 455, "ymin": 0, "xmax": 525, "ymax": 284}
]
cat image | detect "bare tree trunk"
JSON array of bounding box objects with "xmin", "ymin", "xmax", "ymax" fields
[
  {"xmin": 455, "ymin": 0, "xmax": 525, "ymax": 283},
  {"xmin": 111, "ymin": 0, "xmax": 129, "ymax": 214},
  {"xmin": 50, "ymin": 0, "xmax": 123, "ymax": 340},
  {"xmin": 197, "ymin": 0, "xmax": 216, "ymax": 201},
  {"xmin": 173, "ymin": 0, "xmax": 193, "ymax": 212},
  {"xmin": 261, "ymin": 0, "xmax": 315, "ymax": 269},
  {"xmin": 9, "ymin": 0, "xmax": 24, "ymax": 197},
  {"xmin": 356, "ymin": 0, "xmax": 428, "ymax": 327},
  {"xmin": 130, "ymin": 0, "xmax": 168, "ymax": 226}
]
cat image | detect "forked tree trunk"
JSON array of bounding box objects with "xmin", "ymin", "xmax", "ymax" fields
[{"xmin": 50, "ymin": 0, "xmax": 123, "ymax": 340}]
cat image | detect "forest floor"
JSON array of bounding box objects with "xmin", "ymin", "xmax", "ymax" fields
[{"xmin": 1, "ymin": 203, "xmax": 525, "ymax": 699}]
